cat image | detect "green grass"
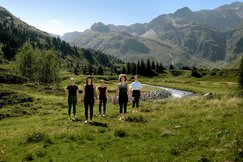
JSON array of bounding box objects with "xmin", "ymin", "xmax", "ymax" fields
[{"xmin": 0, "ymin": 65, "xmax": 243, "ymax": 161}]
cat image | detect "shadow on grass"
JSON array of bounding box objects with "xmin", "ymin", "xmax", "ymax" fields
[{"xmin": 90, "ymin": 121, "xmax": 108, "ymax": 127}]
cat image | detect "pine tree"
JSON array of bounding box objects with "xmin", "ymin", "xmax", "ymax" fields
[
  {"xmin": 146, "ymin": 59, "xmax": 152, "ymax": 73},
  {"xmin": 98, "ymin": 66, "xmax": 104, "ymax": 75},
  {"xmin": 169, "ymin": 64, "xmax": 175, "ymax": 70},
  {"xmin": 74, "ymin": 62, "xmax": 80, "ymax": 75},
  {"xmin": 113, "ymin": 66, "xmax": 118, "ymax": 74},
  {"xmin": 83, "ymin": 65, "xmax": 87, "ymax": 75},
  {"xmin": 88, "ymin": 64, "xmax": 93, "ymax": 75},
  {"xmin": 122, "ymin": 66, "xmax": 126, "ymax": 74},
  {"xmin": 140, "ymin": 59, "xmax": 146, "ymax": 76},
  {"xmin": 126, "ymin": 62, "xmax": 131, "ymax": 74},
  {"xmin": 151, "ymin": 61, "xmax": 155, "ymax": 70},
  {"xmin": 137, "ymin": 60, "xmax": 140, "ymax": 75},
  {"xmin": 131, "ymin": 62, "xmax": 137, "ymax": 75}
]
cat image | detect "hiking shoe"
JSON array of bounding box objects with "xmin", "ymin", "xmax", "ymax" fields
[
  {"xmin": 73, "ymin": 117, "xmax": 76, "ymax": 121},
  {"xmin": 119, "ymin": 117, "xmax": 122, "ymax": 120},
  {"xmin": 68, "ymin": 117, "xmax": 71, "ymax": 120},
  {"xmin": 89, "ymin": 120, "xmax": 93, "ymax": 124},
  {"xmin": 84, "ymin": 120, "xmax": 88, "ymax": 124},
  {"xmin": 102, "ymin": 114, "xmax": 105, "ymax": 117}
]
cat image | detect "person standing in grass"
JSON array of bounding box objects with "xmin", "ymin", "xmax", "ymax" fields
[
  {"xmin": 81, "ymin": 76, "xmax": 97, "ymax": 124},
  {"xmin": 98, "ymin": 80, "xmax": 109, "ymax": 117},
  {"xmin": 115, "ymin": 74, "xmax": 130, "ymax": 120},
  {"xmin": 130, "ymin": 75, "xmax": 142, "ymax": 112},
  {"xmin": 64, "ymin": 78, "xmax": 79, "ymax": 121}
]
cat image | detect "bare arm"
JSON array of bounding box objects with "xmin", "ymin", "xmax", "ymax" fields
[
  {"xmin": 97, "ymin": 88, "xmax": 100, "ymax": 99},
  {"xmin": 82, "ymin": 85, "xmax": 86, "ymax": 100},
  {"xmin": 116, "ymin": 84, "xmax": 119, "ymax": 97},
  {"xmin": 127, "ymin": 84, "xmax": 131, "ymax": 96},
  {"xmin": 64, "ymin": 89, "xmax": 69, "ymax": 101},
  {"xmin": 76, "ymin": 88, "xmax": 79, "ymax": 99},
  {"xmin": 93, "ymin": 85, "xmax": 97, "ymax": 99},
  {"xmin": 106, "ymin": 88, "xmax": 109, "ymax": 98}
]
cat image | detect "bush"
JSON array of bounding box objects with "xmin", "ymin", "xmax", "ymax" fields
[
  {"xmin": 114, "ymin": 129, "xmax": 126, "ymax": 137},
  {"xmin": 0, "ymin": 73, "xmax": 28, "ymax": 84},
  {"xmin": 171, "ymin": 70, "xmax": 183, "ymax": 76},
  {"xmin": 24, "ymin": 132, "xmax": 49, "ymax": 143},
  {"xmin": 126, "ymin": 115, "xmax": 147, "ymax": 123},
  {"xmin": 0, "ymin": 90, "xmax": 33, "ymax": 108}
]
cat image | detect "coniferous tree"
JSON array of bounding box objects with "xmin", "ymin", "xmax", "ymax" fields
[
  {"xmin": 155, "ymin": 62, "xmax": 159, "ymax": 73},
  {"xmin": 98, "ymin": 66, "xmax": 104, "ymax": 75},
  {"xmin": 126, "ymin": 62, "xmax": 132, "ymax": 74},
  {"xmin": 151, "ymin": 61, "xmax": 155, "ymax": 70},
  {"xmin": 93, "ymin": 67, "xmax": 97, "ymax": 75},
  {"xmin": 74, "ymin": 62, "xmax": 80, "ymax": 75},
  {"xmin": 88, "ymin": 64, "xmax": 93, "ymax": 75},
  {"xmin": 122, "ymin": 66, "xmax": 126, "ymax": 74},
  {"xmin": 113, "ymin": 66, "xmax": 118, "ymax": 74},
  {"xmin": 169, "ymin": 64, "xmax": 175, "ymax": 70},
  {"xmin": 83, "ymin": 65, "xmax": 87, "ymax": 75},
  {"xmin": 131, "ymin": 62, "xmax": 137, "ymax": 75},
  {"xmin": 146, "ymin": 59, "xmax": 152, "ymax": 73},
  {"xmin": 140, "ymin": 59, "xmax": 146, "ymax": 76},
  {"xmin": 137, "ymin": 60, "xmax": 140, "ymax": 75}
]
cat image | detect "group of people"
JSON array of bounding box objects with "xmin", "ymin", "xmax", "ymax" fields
[{"xmin": 63, "ymin": 74, "xmax": 142, "ymax": 123}]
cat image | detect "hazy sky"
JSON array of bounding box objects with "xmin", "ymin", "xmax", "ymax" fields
[{"xmin": 0, "ymin": 0, "xmax": 242, "ymax": 35}]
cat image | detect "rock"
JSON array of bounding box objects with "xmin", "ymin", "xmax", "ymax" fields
[{"xmin": 203, "ymin": 92, "xmax": 213, "ymax": 97}]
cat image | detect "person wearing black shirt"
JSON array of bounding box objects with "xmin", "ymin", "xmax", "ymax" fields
[
  {"xmin": 64, "ymin": 78, "xmax": 79, "ymax": 121},
  {"xmin": 98, "ymin": 80, "xmax": 109, "ymax": 117},
  {"xmin": 82, "ymin": 76, "xmax": 97, "ymax": 123}
]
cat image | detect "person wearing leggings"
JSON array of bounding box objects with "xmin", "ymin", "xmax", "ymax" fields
[
  {"xmin": 64, "ymin": 78, "xmax": 79, "ymax": 121},
  {"xmin": 130, "ymin": 75, "xmax": 142, "ymax": 112},
  {"xmin": 82, "ymin": 76, "xmax": 96, "ymax": 123},
  {"xmin": 115, "ymin": 74, "xmax": 130, "ymax": 120},
  {"xmin": 98, "ymin": 80, "xmax": 109, "ymax": 117}
]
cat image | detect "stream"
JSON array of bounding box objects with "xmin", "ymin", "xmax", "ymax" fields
[{"xmin": 142, "ymin": 84, "xmax": 194, "ymax": 99}]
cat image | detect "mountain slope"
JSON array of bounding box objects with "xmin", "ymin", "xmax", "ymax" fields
[
  {"xmin": 62, "ymin": 2, "xmax": 243, "ymax": 67},
  {"xmin": 0, "ymin": 6, "xmax": 121, "ymax": 69}
]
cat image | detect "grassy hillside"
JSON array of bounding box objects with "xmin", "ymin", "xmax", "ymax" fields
[{"xmin": 0, "ymin": 65, "xmax": 242, "ymax": 161}]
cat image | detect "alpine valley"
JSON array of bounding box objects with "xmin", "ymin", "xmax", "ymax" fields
[{"xmin": 62, "ymin": 2, "xmax": 243, "ymax": 68}]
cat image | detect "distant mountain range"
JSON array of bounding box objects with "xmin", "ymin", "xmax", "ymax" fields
[
  {"xmin": 0, "ymin": 6, "xmax": 121, "ymax": 69},
  {"xmin": 62, "ymin": 1, "xmax": 243, "ymax": 68}
]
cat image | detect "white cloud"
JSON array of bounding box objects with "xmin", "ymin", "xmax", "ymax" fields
[{"xmin": 48, "ymin": 19, "xmax": 63, "ymax": 25}]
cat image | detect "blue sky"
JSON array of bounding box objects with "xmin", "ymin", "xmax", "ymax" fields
[{"xmin": 0, "ymin": 0, "xmax": 242, "ymax": 35}]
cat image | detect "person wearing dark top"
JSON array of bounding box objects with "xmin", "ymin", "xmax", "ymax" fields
[
  {"xmin": 115, "ymin": 74, "xmax": 130, "ymax": 120},
  {"xmin": 82, "ymin": 76, "xmax": 97, "ymax": 124},
  {"xmin": 98, "ymin": 80, "xmax": 109, "ymax": 117},
  {"xmin": 64, "ymin": 78, "xmax": 79, "ymax": 121}
]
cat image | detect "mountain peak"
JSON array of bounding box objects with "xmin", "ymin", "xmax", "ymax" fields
[
  {"xmin": 174, "ymin": 7, "xmax": 192, "ymax": 16},
  {"xmin": 90, "ymin": 22, "xmax": 110, "ymax": 33}
]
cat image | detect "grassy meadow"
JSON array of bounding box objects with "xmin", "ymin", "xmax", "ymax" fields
[{"xmin": 0, "ymin": 65, "xmax": 243, "ymax": 162}]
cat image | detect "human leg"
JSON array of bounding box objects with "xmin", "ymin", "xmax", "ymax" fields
[{"xmin": 103, "ymin": 98, "xmax": 107, "ymax": 115}]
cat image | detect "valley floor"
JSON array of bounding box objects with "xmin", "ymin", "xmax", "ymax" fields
[{"xmin": 0, "ymin": 70, "xmax": 243, "ymax": 161}]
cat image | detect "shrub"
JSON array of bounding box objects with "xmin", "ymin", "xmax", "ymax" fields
[
  {"xmin": 114, "ymin": 129, "xmax": 126, "ymax": 137},
  {"xmin": 24, "ymin": 132, "xmax": 48, "ymax": 143},
  {"xmin": 126, "ymin": 115, "xmax": 147, "ymax": 123}
]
